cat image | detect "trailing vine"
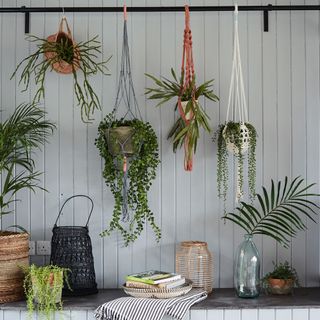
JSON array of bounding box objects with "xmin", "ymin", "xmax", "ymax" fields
[
  {"xmin": 95, "ymin": 113, "xmax": 161, "ymax": 246},
  {"xmin": 214, "ymin": 121, "xmax": 257, "ymax": 209},
  {"xmin": 22, "ymin": 264, "xmax": 70, "ymax": 320}
]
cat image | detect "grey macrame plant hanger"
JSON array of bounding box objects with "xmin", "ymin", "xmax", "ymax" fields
[{"xmin": 106, "ymin": 6, "xmax": 143, "ymax": 223}]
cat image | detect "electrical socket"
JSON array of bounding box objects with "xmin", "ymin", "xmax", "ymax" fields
[
  {"xmin": 29, "ymin": 241, "xmax": 36, "ymax": 256},
  {"xmin": 36, "ymin": 241, "xmax": 51, "ymax": 255}
]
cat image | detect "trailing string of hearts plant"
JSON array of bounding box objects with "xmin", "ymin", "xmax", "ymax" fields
[
  {"xmin": 96, "ymin": 6, "xmax": 161, "ymax": 246},
  {"xmin": 215, "ymin": 4, "xmax": 257, "ymax": 209}
]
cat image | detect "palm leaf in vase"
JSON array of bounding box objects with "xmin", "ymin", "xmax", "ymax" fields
[{"xmin": 223, "ymin": 176, "xmax": 320, "ymax": 248}]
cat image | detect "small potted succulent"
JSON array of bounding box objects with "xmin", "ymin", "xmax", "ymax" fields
[
  {"xmin": 95, "ymin": 112, "xmax": 161, "ymax": 246},
  {"xmin": 263, "ymin": 261, "xmax": 299, "ymax": 295},
  {"xmin": 145, "ymin": 69, "xmax": 219, "ymax": 170},
  {"xmin": 215, "ymin": 121, "xmax": 257, "ymax": 206},
  {"xmin": 11, "ymin": 17, "xmax": 110, "ymax": 123},
  {"xmin": 22, "ymin": 264, "xmax": 70, "ymax": 320}
]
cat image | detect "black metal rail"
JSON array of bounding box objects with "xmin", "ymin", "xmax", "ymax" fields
[{"xmin": 0, "ymin": 4, "xmax": 319, "ymax": 33}]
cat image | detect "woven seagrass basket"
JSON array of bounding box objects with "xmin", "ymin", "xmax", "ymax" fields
[{"xmin": 0, "ymin": 231, "xmax": 29, "ymax": 303}]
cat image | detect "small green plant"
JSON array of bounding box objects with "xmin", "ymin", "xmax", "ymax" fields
[
  {"xmin": 0, "ymin": 103, "xmax": 55, "ymax": 219},
  {"xmin": 145, "ymin": 68, "xmax": 218, "ymax": 165},
  {"xmin": 223, "ymin": 176, "xmax": 319, "ymax": 248},
  {"xmin": 215, "ymin": 121, "xmax": 257, "ymax": 206},
  {"xmin": 262, "ymin": 261, "xmax": 299, "ymax": 286},
  {"xmin": 95, "ymin": 112, "xmax": 161, "ymax": 246},
  {"xmin": 11, "ymin": 34, "xmax": 110, "ymax": 123},
  {"xmin": 22, "ymin": 264, "xmax": 70, "ymax": 320}
]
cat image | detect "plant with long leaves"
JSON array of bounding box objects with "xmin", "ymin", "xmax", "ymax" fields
[
  {"xmin": 223, "ymin": 176, "xmax": 319, "ymax": 248},
  {"xmin": 11, "ymin": 35, "xmax": 110, "ymax": 122},
  {"xmin": 0, "ymin": 103, "xmax": 55, "ymax": 218},
  {"xmin": 145, "ymin": 68, "xmax": 219, "ymax": 156}
]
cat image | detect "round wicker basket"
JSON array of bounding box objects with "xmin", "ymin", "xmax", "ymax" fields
[
  {"xmin": 0, "ymin": 231, "xmax": 29, "ymax": 303},
  {"xmin": 176, "ymin": 241, "xmax": 213, "ymax": 293},
  {"xmin": 123, "ymin": 280, "xmax": 192, "ymax": 299}
]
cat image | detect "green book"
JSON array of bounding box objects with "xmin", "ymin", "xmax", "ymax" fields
[{"xmin": 126, "ymin": 270, "xmax": 181, "ymax": 285}]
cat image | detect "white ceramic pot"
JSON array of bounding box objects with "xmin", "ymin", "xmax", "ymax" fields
[
  {"xmin": 223, "ymin": 123, "xmax": 250, "ymax": 155},
  {"xmin": 180, "ymin": 100, "xmax": 198, "ymax": 121}
]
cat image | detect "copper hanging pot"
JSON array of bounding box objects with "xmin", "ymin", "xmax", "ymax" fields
[{"xmin": 44, "ymin": 17, "xmax": 80, "ymax": 74}]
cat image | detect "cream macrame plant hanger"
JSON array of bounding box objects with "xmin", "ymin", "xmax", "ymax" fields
[{"xmin": 224, "ymin": 4, "xmax": 250, "ymax": 201}]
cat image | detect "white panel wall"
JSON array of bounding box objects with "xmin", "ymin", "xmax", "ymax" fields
[
  {"xmin": 0, "ymin": 0, "xmax": 319, "ymax": 288},
  {"xmin": 2, "ymin": 308, "xmax": 320, "ymax": 320}
]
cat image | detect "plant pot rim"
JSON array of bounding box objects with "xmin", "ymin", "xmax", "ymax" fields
[
  {"xmin": 44, "ymin": 31, "xmax": 80, "ymax": 74},
  {"xmin": 0, "ymin": 231, "xmax": 29, "ymax": 237}
]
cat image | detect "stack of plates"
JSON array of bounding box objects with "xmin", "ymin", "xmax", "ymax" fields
[{"xmin": 122, "ymin": 280, "xmax": 193, "ymax": 299}]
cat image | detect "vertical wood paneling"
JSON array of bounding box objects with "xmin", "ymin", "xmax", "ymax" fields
[
  {"xmin": 291, "ymin": 0, "xmax": 307, "ymax": 286},
  {"xmin": 259, "ymin": 309, "xmax": 276, "ymax": 320},
  {"xmin": 247, "ymin": 0, "xmax": 263, "ymax": 268},
  {"xmin": 3, "ymin": 311, "xmax": 20, "ymax": 320},
  {"xmin": 204, "ymin": 0, "xmax": 220, "ymax": 288},
  {"xmin": 276, "ymin": 309, "xmax": 292, "ymax": 320},
  {"xmin": 241, "ymin": 309, "xmax": 258, "ymax": 320},
  {"xmin": 1, "ymin": 0, "xmax": 319, "ymax": 289},
  {"xmin": 175, "ymin": 0, "xmax": 191, "ymax": 244},
  {"xmin": 224, "ymin": 310, "xmax": 241, "ymax": 320},
  {"xmin": 87, "ymin": 0, "xmax": 104, "ymax": 288},
  {"xmin": 131, "ymin": 0, "xmax": 148, "ymax": 276},
  {"xmin": 159, "ymin": 0, "xmax": 176, "ymax": 273},
  {"xmin": 190, "ymin": 0, "xmax": 206, "ymax": 243},
  {"xmin": 292, "ymin": 309, "xmax": 309, "ymax": 320},
  {"xmin": 207, "ymin": 309, "xmax": 224, "ymax": 320},
  {"xmin": 309, "ymin": 309, "xmax": 320, "ymax": 320},
  {"xmin": 58, "ymin": 0, "xmax": 74, "ymax": 227},
  {"xmin": 276, "ymin": 0, "xmax": 292, "ymax": 265},
  {"xmin": 101, "ymin": 0, "xmax": 118, "ymax": 289},
  {"xmin": 218, "ymin": 0, "xmax": 234, "ymax": 288},
  {"xmin": 261, "ymin": 0, "xmax": 278, "ymax": 275},
  {"xmin": 305, "ymin": 0, "xmax": 320, "ymax": 287}
]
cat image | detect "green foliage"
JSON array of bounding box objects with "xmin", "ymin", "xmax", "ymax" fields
[
  {"xmin": 215, "ymin": 121, "xmax": 257, "ymax": 207},
  {"xmin": 145, "ymin": 68, "xmax": 218, "ymax": 159},
  {"xmin": 95, "ymin": 113, "xmax": 161, "ymax": 246},
  {"xmin": 11, "ymin": 34, "xmax": 111, "ymax": 123},
  {"xmin": 22, "ymin": 264, "xmax": 70, "ymax": 320},
  {"xmin": 262, "ymin": 261, "xmax": 299, "ymax": 286},
  {"xmin": 223, "ymin": 176, "xmax": 320, "ymax": 248},
  {"xmin": 0, "ymin": 103, "xmax": 55, "ymax": 218}
]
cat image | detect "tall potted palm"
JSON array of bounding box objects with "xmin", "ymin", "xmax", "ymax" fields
[{"xmin": 0, "ymin": 103, "xmax": 55, "ymax": 303}]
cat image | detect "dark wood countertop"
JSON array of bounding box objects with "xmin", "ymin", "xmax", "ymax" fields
[{"xmin": 1, "ymin": 288, "xmax": 320, "ymax": 310}]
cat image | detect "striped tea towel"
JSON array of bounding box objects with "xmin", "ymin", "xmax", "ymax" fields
[{"xmin": 94, "ymin": 289, "xmax": 207, "ymax": 320}]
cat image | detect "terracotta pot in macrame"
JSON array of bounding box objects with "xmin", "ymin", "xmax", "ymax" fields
[{"xmin": 44, "ymin": 17, "xmax": 80, "ymax": 74}]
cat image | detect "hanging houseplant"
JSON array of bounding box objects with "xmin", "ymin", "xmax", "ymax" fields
[
  {"xmin": 95, "ymin": 7, "xmax": 161, "ymax": 246},
  {"xmin": 214, "ymin": 5, "xmax": 257, "ymax": 206},
  {"xmin": 22, "ymin": 264, "xmax": 70, "ymax": 320},
  {"xmin": 146, "ymin": 5, "xmax": 219, "ymax": 171},
  {"xmin": 11, "ymin": 16, "xmax": 110, "ymax": 123},
  {"xmin": 0, "ymin": 103, "xmax": 55, "ymax": 303}
]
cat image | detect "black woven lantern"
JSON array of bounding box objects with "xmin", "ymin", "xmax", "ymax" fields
[{"xmin": 50, "ymin": 195, "xmax": 98, "ymax": 296}]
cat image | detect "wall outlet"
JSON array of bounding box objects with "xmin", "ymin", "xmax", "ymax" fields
[
  {"xmin": 29, "ymin": 241, "xmax": 36, "ymax": 256},
  {"xmin": 36, "ymin": 241, "xmax": 51, "ymax": 255}
]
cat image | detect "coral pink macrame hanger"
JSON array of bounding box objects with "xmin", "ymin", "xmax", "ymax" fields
[
  {"xmin": 123, "ymin": 4, "xmax": 127, "ymax": 21},
  {"xmin": 178, "ymin": 5, "xmax": 196, "ymax": 171}
]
